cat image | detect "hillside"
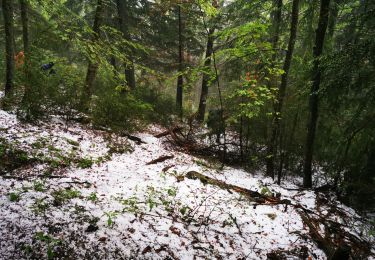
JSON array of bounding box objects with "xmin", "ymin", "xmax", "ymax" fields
[{"xmin": 0, "ymin": 105, "xmax": 374, "ymax": 260}]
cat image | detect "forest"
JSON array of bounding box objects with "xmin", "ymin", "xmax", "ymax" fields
[{"xmin": 0, "ymin": 0, "xmax": 374, "ymax": 259}]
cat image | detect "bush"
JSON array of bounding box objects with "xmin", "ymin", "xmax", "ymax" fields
[
  {"xmin": 17, "ymin": 49, "xmax": 84, "ymax": 121},
  {"xmin": 91, "ymin": 90, "xmax": 152, "ymax": 132}
]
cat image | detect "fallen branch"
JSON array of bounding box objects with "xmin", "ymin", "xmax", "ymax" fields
[
  {"xmin": 185, "ymin": 171, "xmax": 290, "ymax": 205},
  {"xmin": 121, "ymin": 133, "xmax": 146, "ymax": 145},
  {"xmin": 154, "ymin": 126, "xmax": 183, "ymax": 138},
  {"xmin": 146, "ymin": 155, "xmax": 174, "ymax": 165},
  {"xmin": 1, "ymin": 174, "xmax": 67, "ymax": 180}
]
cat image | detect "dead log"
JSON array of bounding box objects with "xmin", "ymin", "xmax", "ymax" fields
[
  {"xmin": 154, "ymin": 126, "xmax": 183, "ymax": 138},
  {"xmin": 146, "ymin": 155, "xmax": 174, "ymax": 165},
  {"xmin": 185, "ymin": 171, "xmax": 290, "ymax": 205},
  {"xmin": 298, "ymin": 209, "xmax": 336, "ymax": 257},
  {"xmin": 120, "ymin": 133, "xmax": 146, "ymax": 145},
  {"xmin": 162, "ymin": 165, "xmax": 175, "ymax": 172}
]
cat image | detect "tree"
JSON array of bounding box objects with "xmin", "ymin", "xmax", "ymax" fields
[
  {"xmin": 267, "ymin": 0, "xmax": 300, "ymax": 183},
  {"xmin": 2, "ymin": 0, "xmax": 16, "ymax": 98},
  {"xmin": 303, "ymin": 0, "xmax": 331, "ymax": 188},
  {"xmin": 82, "ymin": 0, "xmax": 105, "ymax": 109},
  {"xmin": 176, "ymin": 4, "xmax": 184, "ymax": 118},
  {"xmin": 116, "ymin": 0, "xmax": 136, "ymax": 90},
  {"xmin": 266, "ymin": 0, "xmax": 283, "ymax": 178},
  {"xmin": 20, "ymin": 0, "xmax": 30, "ymax": 55},
  {"xmin": 197, "ymin": 27, "xmax": 215, "ymax": 122}
]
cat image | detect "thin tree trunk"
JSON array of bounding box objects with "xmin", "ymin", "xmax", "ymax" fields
[
  {"xmin": 176, "ymin": 5, "xmax": 183, "ymax": 118},
  {"xmin": 20, "ymin": 0, "xmax": 30, "ymax": 55},
  {"xmin": 82, "ymin": 0, "xmax": 104, "ymax": 109},
  {"xmin": 2, "ymin": 0, "xmax": 15, "ymax": 98},
  {"xmin": 270, "ymin": 0, "xmax": 283, "ymax": 62},
  {"xmin": 267, "ymin": 0, "xmax": 300, "ymax": 179},
  {"xmin": 116, "ymin": 0, "xmax": 136, "ymax": 91},
  {"xmin": 303, "ymin": 0, "xmax": 330, "ymax": 188},
  {"xmin": 284, "ymin": 110, "xmax": 299, "ymax": 171},
  {"xmin": 266, "ymin": 0, "xmax": 282, "ymax": 177},
  {"xmin": 328, "ymin": 0, "xmax": 340, "ymax": 38},
  {"xmin": 20, "ymin": 0, "xmax": 31, "ymax": 102},
  {"xmin": 197, "ymin": 27, "xmax": 215, "ymax": 122}
]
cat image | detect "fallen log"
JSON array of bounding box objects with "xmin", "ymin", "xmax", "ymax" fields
[
  {"xmin": 121, "ymin": 133, "xmax": 146, "ymax": 145},
  {"xmin": 154, "ymin": 126, "xmax": 183, "ymax": 138},
  {"xmin": 185, "ymin": 171, "xmax": 290, "ymax": 205},
  {"xmin": 146, "ymin": 155, "xmax": 174, "ymax": 165}
]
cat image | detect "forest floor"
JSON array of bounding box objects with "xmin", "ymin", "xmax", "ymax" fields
[{"xmin": 0, "ymin": 98, "xmax": 374, "ymax": 259}]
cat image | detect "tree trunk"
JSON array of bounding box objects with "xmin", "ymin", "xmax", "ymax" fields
[
  {"xmin": 328, "ymin": 0, "xmax": 340, "ymax": 38},
  {"xmin": 267, "ymin": 0, "xmax": 300, "ymax": 179},
  {"xmin": 197, "ymin": 27, "xmax": 215, "ymax": 122},
  {"xmin": 20, "ymin": 0, "xmax": 30, "ymax": 55},
  {"xmin": 116, "ymin": 0, "xmax": 136, "ymax": 91},
  {"xmin": 82, "ymin": 0, "xmax": 104, "ymax": 109},
  {"xmin": 20, "ymin": 0, "xmax": 31, "ymax": 102},
  {"xmin": 2, "ymin": 0, "xmax": 15, "ymax": 97},
  {"xmin": 176, "ymin": 5, "xmax": 184, "ymax": 118},
  {"xmin": 266, "ymin": 0, "xmax": 283, "ymax": 177},
  {"xmin": 303, "ymin": 0, "xmax": 330, "ymax": 188}
]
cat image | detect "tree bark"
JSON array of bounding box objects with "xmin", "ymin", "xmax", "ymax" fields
[
  {"xmin": 20, "ymin": 0, "xmax": 30, "ymax": 55},
  {"xmin": 2, "ymin": 0, "xmax": 15, "ymax": 97},
  {"xmin": 197, "ymin": 27, "xmax": 215, "ymax": 122},
  {"xmin": 20, "ymin": 0, "xmax": 31, "ymax": 103},
  {"xmin": 303, "ymin": 0, "xmax": 330, "ymax": 188},
  {"xmin": 116, "ymin": 0, "xmax": 136, "ymax": 91},
  {"xmin": 176, "ymin": 5, "xmax": 183, "ymax": 118},
  {"xmin": 267, "ymin": 0, "xmax": 299, "ymax": 180},
  {"xmin": 82, "ymin": 0, "xmax": 104, "ymax": 109},
  {"xmin": 266, "ymin": 0, "xmax": 283, "ymax": 177}
]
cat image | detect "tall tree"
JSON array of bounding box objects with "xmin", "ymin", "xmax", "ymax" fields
[
  {"xmin": 267, "ymin": 0, "xmax": 300, "ymax": 182},
  {"xmin": 82, "ymin": 0, "xmax": 104, "ymax": 109},
  {"xmin": 303, "ymin": 0, "xmax": 331, "ymax": 188},
  {"xmin": 197, "ymin": 27, "xmax": 215, "ymax": 122},
  {"xmin": 116, "ymin": 0, "xmax": 136, "ymax": 90},
  {"xmin": 176, "ymin": 4, "xmax": 184, "ymax": 118},
  {"xmin": 20, "ymin": 0, "xmax": 30, "ymax": 55},
  {"xmin": 266, "ymin": 0, "xmax": 283, "ymax": 178},
  {"xmin": 2, "ymin": 0, "xmax": 16, "ymax": 98}
]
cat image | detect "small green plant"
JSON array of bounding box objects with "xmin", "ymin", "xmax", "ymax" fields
[
  {"xmin": 103, "ymin": 211, "xmax": 118, "ymax": 227},
  {"xmin": 65, "ymin": 138, "xmax": 79, "ymax": 146},
  {"xmin": 34, "ymin": 232, "xmax": 62, "ymax": 260},
  {"xmin": 119, "ymin": 196, "xmax": 139, "ymax": 213},
  {"xmin": 47, "ymin": 145, "xmax": 62, "ymax": 152},
  {"xmin": 260, "ymin": 185, "xmax": 272, "ymax": 197},
  {"xmin": 76, "ymin": 157, "xmax": 94, "ymax": 169},
  {"xmin": 31, "ymin": 198, "xmax": 50, "ymax": 214},
  {"xmin": 166, "ymin": 187, "xmax": 177, "ymax": 197},
  {"xmin": 51, "ymin": 188, "xmax": 81, "ymax": 206},
  {"xmin": 33, "ymin": 180, "xmax": 46, "ymax": 192},
  {"xmin": 179, "ymin": 205, "xmax": 191, "ymax": 216},
  {"xmin": 9, "ymin": 192, "xmax": 21, "ymax": 202},
  {"xmin": 87, "ymin": 192, "xmax": 98, "ymax": 202}
]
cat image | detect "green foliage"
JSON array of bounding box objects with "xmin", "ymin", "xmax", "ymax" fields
[
  {"xmin": 34, "ymin": 232, "xmax": 62, "ymax": 260},
  {"xmin": 0, "ymin": 139, "xmax": 32, "ymax": 173},
  {"xmin": 76, "ymin": 157, "xmax": 94, "ymax": 169},
  {"xmin": 87, "ymin": 192, "xmax": 98, "ymax": 202},
  {"xmin": 119, "ymin": 196, "xmax": 140, "ymax": 213},
  {"xmin": 9, "ymin": 192, "xmax": 21, "ymax": 202},
  {"xmin": 33, "ymin": 180, "xmax": 46, "ymax": 192},
  {"xmin": 91, "ymin": 89, "xmax": 152, "ymax": 132},
  {"xmin": 228, "ymin": 73, "xmax": 276, "ymax": 121},
  {"xmin": 103, "ymin": 211, "xmax": 118, "ymax": 228},
  {"xmin": 51, "ymin": 188, "xmax": 81, "ymax": 206},
  {"xmin": 31, "ymin": 198, "xmax": 50, "ymax": 214}
]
